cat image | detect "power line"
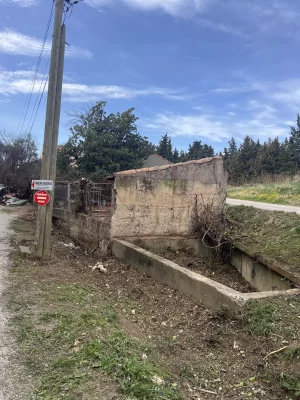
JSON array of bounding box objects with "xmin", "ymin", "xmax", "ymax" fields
[
  {"xmin": 26, "ymin": 55, "xmax": 50, "ymax": 135},
  {"xmin": 28, "ymin": 71, "xmax": 50, "ymax": 137},
  {"xmin": 16, "ymin": 0, "xmax": 55, "ymax": 136},
  {"xmin": 26, "ymin": 0, "xmax": 80, "ymax": 136}
]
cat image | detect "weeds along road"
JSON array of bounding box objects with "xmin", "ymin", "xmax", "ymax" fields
[
  {"xmin": 0, "ymin": 208, "xmax": 29, "ymax": 400},
  {"xmin": 227, "ymin": 198, "xmax": 300, "ymax": 214}
]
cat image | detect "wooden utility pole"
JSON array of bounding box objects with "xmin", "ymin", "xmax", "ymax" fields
[{"xmin": 36, "ymin": 0, "xmax": 66, "ymax": 259}]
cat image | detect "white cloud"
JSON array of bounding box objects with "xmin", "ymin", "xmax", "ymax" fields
[
  {"xmin": 123, "ymin": 0, "xmax": 210, "ymax": 15},
  {"xmin": 143, "ymin": 110, "xmax": 288, "ymax": 142},
  {"xmin": 0, "ymin": 0, "xmax": 39, "ymax": 7},
  {"xmin": 84, "ymin": 0, "xmax": 212, "ymax": 16},
  {"xmin": 212, "ymin": 81, "xmax": 265, "ymax": 94},
  {"xmin": 63, "ymin": 83, "xmax": 187, "ymax": 102},
  {"xmin": 84, "ymin": 0, "xmax": 109, "ymax": 9},
  {"xmin": 0, "ymin": 29, "xmax": 93, "ymax": 58},
  {"xmin": 197, "ymin": 19, "xmax": 247, "ymax": 38},
  {"xmin": 0, "ymin": 69, "xmax": 187, "ymax": 101},
  {"xmin": 144, "ymin": 113, "xmax": 230, "ymax": 142},
  {"xmin": 270, "ymin": 79, "xmax": 300, "ymax": 109}
]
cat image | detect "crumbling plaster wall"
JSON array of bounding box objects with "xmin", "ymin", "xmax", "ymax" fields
[{"xmin": 111, "ymin": 157, "xmax": 227, "ymax": 238}]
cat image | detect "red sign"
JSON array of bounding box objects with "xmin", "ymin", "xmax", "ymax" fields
[{"xmin": 34, "ymin": 190, "xmax": 50, "ymax": 206}]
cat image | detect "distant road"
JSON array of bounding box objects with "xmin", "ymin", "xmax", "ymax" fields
[{"xmin": 226, "ymin": 198, "xmax": 300, "ymax": 215}]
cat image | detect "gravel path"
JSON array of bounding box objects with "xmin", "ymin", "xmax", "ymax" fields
[
  {"xmin": 227, "ymin": 198, "xmax": 300, "ymax": 214},
  {"xmin": 0, "ymin": 209, "xmax": 29, "ymax": 400}
]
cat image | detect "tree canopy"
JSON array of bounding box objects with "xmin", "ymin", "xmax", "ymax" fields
[
  {"xmin": 223, "ymin": 114, "xmax": 300, "ymax": 183},
  {"xmin": 57, "ymin": 102, "xmax": 154, "ymax": 180},
  {"xmin": 0, "ymin": 131, "xmax": 39, "ymax": 188},
  {"xmin": 57, "ymin": 103, "xmax": 300, "ymax": 184}
]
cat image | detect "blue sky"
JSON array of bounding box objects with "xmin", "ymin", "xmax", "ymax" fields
[{"xmin": 0, "ymin": 0, "xmax": 300, "ymax": 153}]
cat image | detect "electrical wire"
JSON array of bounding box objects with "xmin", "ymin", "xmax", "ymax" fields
[
  {"xmin": 25, "ymin": 55, "xmax": 50, "ymax": 134},
  {"xmin": 27, "ymin": 71, "xmax": 50, "ymax": 137},
  {"xmin": 18, "ymin": 0, "xmax": 80, "ymax": 137},
  {"xmin": 16, "ymin": 0, "xmax": 55, "ymax": 136}
]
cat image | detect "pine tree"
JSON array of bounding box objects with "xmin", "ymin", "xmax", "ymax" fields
[
  {"xmin": 187, "ymin": 141, "xmax": 203, "ymax": 160},
  {"xmin": 179, "ymin": 150, "xmax": 187, "ymax": 162},
  {"xmin": 289, "ymin": 114, "xmax": 300, "ymax": 170},
  {"xmin": 172, "ymin": 148, "xmax": 180, "ymax": 163},
  {"xmin": 228, "ymin": 138, "xmax": 237, "ymax": 159},
  {"xmin": 156, "ymin": 133, "xmax": 173, "ymax": 161}
]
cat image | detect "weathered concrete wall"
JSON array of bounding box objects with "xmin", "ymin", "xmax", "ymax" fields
[
  {"xmin": 112, "ymin": 238, "xmax": 246, "ymax": 312},
  {"xmin": 230, "ymin": 248, "xmax": 292, "ymax": 292},
  {"xmin": 111, "ymin": 157, "xmax": 227, "ymax": 238},
  {"xmin": 112, "ymin": 238, "xmax": 300, "ymax": 312},
  {"xmin": 52, "ymin": 208, "xmax": 110, "ymax": 252},
  {"xmin": 127, "ymin": 236, "xmax": 293, "ymax": 292}
]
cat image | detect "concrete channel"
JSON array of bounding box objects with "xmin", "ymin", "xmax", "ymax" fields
[{"xmin": 112, "ymin": 237, "xmax": 300, "ymax": 313}]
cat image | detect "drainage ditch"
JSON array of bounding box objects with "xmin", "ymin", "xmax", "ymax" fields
[
  {"xmin": 155, "ymin": 248, "xmax": 254, "ymax": 293},
  {"xmin": 112, "ymin": 237, "xmax": 300, "ymax": 313}
]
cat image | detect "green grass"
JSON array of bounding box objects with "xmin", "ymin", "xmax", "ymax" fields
[
  {"xmin": 0, "ymin": 207, "xmax": 14, "ymax": 214},
  {"xmin": 227, "ymin": 205, "xmax": 300, "ymax": 271},
  {"xmin": 10, "ymin": 281, "xmax": 182, "ymax": 400},
  {"xmin": 281, "ymin": 375, "xmax": 300, "ymax": 397},
  {"xmin": 10, "ymin": 219, "xmax": 34, "ymax": 234},
  {"xmin": 227, "ymin": 181, "xmax": 300, "ymax": 206},
  {"xmin": 282, "ymin": 346, "xmax": 300, "ymax": 360},
  {"xmin": 80, "ymin": 333, "xmax": 181, "ymax": 400},
  {"xmin": 246, "ymin": 304, "xmax": 276, "ymax": 335}
]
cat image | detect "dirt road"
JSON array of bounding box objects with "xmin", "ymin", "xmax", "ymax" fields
[
  {"xmin": 0, "ymin": 208, "xmax": 29, "ymax": 400},
  {"xmin": 227, "ymin": 197, "xmax": 300, "ymax": 214}
]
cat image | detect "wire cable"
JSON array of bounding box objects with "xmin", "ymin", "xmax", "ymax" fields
[
  {"xmin": 28, "ymin": 73, "xmax": 49, "ymax": 137},
  {"xmin": 19, "ymin": 0, "xmax": 81, "ymax": 136},
  {"xmin": 16, "ymin": 0, "xmax": 55, "ymax": 136},
  {"xmin": 25, "ymin": 55, "xmax": 50, "ymax": 134}
]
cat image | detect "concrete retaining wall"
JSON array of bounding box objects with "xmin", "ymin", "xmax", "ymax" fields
[
  {"xmin": 111, "ymin": 157, "xmax": 227, "ymax": 238},
  {"xmin": 112, "ymin": 238, "xmax": 300, "ymax": 312},
  {"xmin": 127, "ymin": 236, "xmax": 293, "ymax": 292},
  {"xmin": 52, "ymin": 208, "xmax": 110, "ymax": 252},
  {"xmin": 112, "ymin": 238, "xmax": 246, "ymax": 312}
]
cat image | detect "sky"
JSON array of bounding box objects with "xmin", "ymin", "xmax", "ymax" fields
[{"xmin": 1, "ymin": 0, "xmax": 300, "ymax": 153}]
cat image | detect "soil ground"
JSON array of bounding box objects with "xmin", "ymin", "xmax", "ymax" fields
[
  {"xmin": 156, "ymin": 248, "xmax": 254, "ymax": 293},
  {"xmin": 2, "ymin": 205, "xmax": 300, "ymax": 399}
]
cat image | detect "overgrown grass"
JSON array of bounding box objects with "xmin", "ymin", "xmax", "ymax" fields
[
  {"xmin": 227, "ymin": 205, "xmax": 300, "ymax": 270},
  {"xmin": 227, "ymin": 182, "xmax": 300, "ymax": 206}
]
